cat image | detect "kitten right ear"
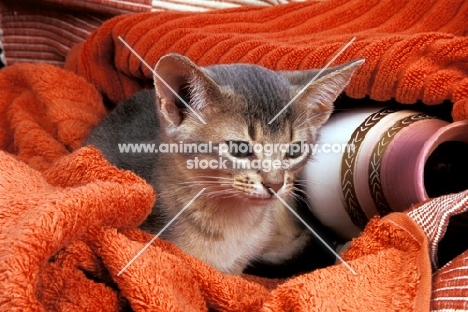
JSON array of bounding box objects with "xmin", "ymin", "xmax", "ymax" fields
[
  {"xmin": 283, "ymin": 59, "xmax": 365, "ymax": 127},
  {"xmin": 153, "ymin": 53, "xmax": 221, "ymax": 127}
]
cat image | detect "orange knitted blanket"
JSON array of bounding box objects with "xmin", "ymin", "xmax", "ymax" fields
[{"xmin": 65, "ymin": 0, "xmax": 468, "ymax": 120}]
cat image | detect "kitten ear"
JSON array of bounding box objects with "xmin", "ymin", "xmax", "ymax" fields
[
  {"xmin": 284, "ymin": 59, "xmax": 365, "ymax": 127},
  {"xmin": 153, "ymin": 53, "xmax": 221, "ymax": 127}
]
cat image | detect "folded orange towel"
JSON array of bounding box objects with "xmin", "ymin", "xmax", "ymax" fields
[
  {"xmin": 0, "ymin": 61, "xmax": 438, "ymax": 312},
  {"xmin": 0, "ymin": 63, "xmax": 106, "ymax": 171},
  {"xmin": 65, "ymin": 0, "xmax": 468, "ymax": 120}
]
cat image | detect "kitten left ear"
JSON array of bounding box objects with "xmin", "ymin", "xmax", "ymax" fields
[
  {"xmin": 284, "ymin": 59, "xmax": 365, "ymax": 127},
  {"xmin": 153, "ymin": 53, "xmax": 221, "ymax": 127}
]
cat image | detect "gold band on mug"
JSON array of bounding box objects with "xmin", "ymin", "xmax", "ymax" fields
[{"xmin": 340, "ymin": 107, "xmax": 396, "ymax": 229}]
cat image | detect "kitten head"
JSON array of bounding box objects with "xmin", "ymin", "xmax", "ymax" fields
[{"xmin": 153, "ymin": 53, "xmax": 364, "ymax": 204}]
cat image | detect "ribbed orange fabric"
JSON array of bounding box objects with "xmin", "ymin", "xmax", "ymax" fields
[{"xmin": 65, "ymin": 0, "xmax": 468, "ymax": 120}]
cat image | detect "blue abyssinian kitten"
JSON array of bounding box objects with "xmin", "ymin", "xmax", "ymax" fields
[{"xmin": 86, "ymin": 53, "xmax": 364, "ymax": 275}]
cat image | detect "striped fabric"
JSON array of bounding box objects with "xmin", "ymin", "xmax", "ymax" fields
[
  {"xmin": 0, "ymin": 7, "xmax": 106, "ymax": 66},
  {"xmin": 432, "ymin": 250, "xmax": 468, "ymax": 311},
  {"xmin": 0, "ymin": 0, "xmax": 305, "ymax": 67},
  {"xmin": 407, "ymin": 190, "xmax": 468, "ymax": 311},
  {"xmin": 150, "ymin": 0, "xmax": 306, "ymax": 11}
]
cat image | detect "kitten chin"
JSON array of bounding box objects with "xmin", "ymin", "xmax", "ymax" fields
[{"xmin": 86, "ymin": 53, "xmax": 364, "ymax": 275}]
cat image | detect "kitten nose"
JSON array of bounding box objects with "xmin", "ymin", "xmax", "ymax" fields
[{"xmin": 264, "ymin": 183, "xmax": 283, "ymax": 194}]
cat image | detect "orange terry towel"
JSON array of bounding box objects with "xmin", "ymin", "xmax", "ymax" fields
[
  {"xmin": 65, "ymin": 0, "xmax": 468, "ymax": 120},
  {"xmin": 0, "ymin": 142, "xmax": 432, "ymax": 311},
  {"xmin": 0, "ymin": 63, "xmax": 106, "ymax": 171}
]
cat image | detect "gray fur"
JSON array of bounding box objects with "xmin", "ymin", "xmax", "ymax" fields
[
  {"xmin": 202, "ymin": 64, "xmax": 293, "ymax": 132},
  {"xmin": 86, "ymin": 89, "xmax": 159, "ymax": 183}
]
